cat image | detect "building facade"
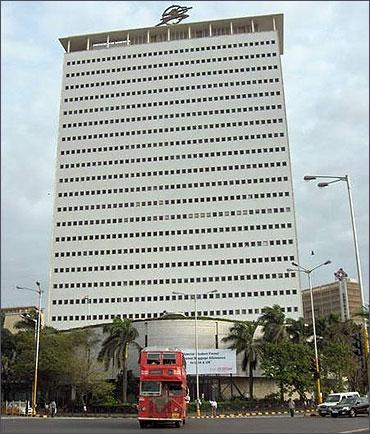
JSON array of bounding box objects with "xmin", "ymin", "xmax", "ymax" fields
[
  {"xmin": 48, "ymin": 13, "xmax": 302, "ymax": 329},
  {"xmin": 302, "ymin": 278, "xmax": 362, "ymax": 323},
  {"xmin": 1, "ymin": 306, "xmax": 45, "ymax": 334}
]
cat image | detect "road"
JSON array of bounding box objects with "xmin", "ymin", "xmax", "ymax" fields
[{"xmin": 1, "ymin": 415, "xmax": 369, "ymax": 434}]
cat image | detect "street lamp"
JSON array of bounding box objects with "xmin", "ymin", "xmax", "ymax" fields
[
  {"xmin": 287, "ymin": 260, "xmax": 331, "ymax": 405},
  {"xmin": 15, "ymin": 282, "xmax": 43, "ymax": 416},
  {"xmin": 83, "ymin": 295, "xmax": 91, "ymax": 322},
  {"xmin": 172, "ymin": 289, "xmax": 218, "ymax": 417},
  {"xmin": 304, "ymin": 174, "xmax": 369, "ymax": 366},
  {"xmin": 303, "ymin": 175, "xmax": 364, "ymax": 306}
]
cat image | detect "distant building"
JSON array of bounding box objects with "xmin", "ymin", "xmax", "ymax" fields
[
  {"xmin": 301, "ymin": 277, "xmax": 362, "ymax": 323},
  {"xmin": 1, "ymin": 306, "xmax": 44, "ymax": 334}
]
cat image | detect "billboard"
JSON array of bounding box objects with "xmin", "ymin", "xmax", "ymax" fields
[{"xmin": 182, "ymin": 349, "xmax": 236, "ymax": 375}]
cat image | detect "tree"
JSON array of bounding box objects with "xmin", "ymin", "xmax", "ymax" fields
[
  {"xmin": 260, "ymin": 341, "xmax": 313, "ymax": 401},
  {"xmin": 14, "ymin": 308, "xmax": 38, "ymax": 332},
  {"xmin": 286, "ymin": 317, "xmax": 311, "ymax": 344},
  {"xmin": 1, "ymin": 313, "xmax": 17, "ymax": 400},
  {"xmin": 258, "ymin": 305, "xmax": 288, "ymax": 344},
  {"xmin": 97, "ymin": 318, "xmax": 140, "ymax": 403},
  {"xmin": 222, "ymin": 321, "xmax": 262, "ymax": 399}
]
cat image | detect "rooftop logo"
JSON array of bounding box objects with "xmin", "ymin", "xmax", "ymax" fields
[{"xmin": 156, "ymin": 5, "xmax": 192, "ymax": 26}]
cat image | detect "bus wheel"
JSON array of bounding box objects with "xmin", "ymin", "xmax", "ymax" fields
[
  {"xmin": 182, "ymin": 418, "xmax": 186, "ymax": 425},
  {"xmin": 175, "ymin": 421, "xmax": 181, "ymax": 428}
]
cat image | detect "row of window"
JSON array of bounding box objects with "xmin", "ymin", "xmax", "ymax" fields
[
  {"xmin": 55, "ymin": 241, "xmax": 293, "ymax": 259},
  {"xmin": 52, "ymin": 288, "xmax": 298, "ymax": 306},
  {"xmin": 52, "ymin": 271, "xmax": 296, "ymax": 289},
  {"xmin": 65, "ymin": 39, "xmax": 276, "ymax": 66},
  {"xmin": 65, "ymin": 52, "xmax": 278, "ymax": 79},
  {"xmin": 59, "ymin": 151, "xmax": 286, "ymax": 177},
  {"xmin": 55, "ymin": 206, "xmax": 292, "ymax": 228},
  {"xmin": 61, "ymin": 124, "xmax": 284, "ymax": 143},
  {"xmin": 53, "ymin": 252, "xmax": 295, "ymax": 274},
  {"xmin": 52, "ymin": 306, "xmax": 300, "ymax": 323},
  {"xmin": 62, "ymin": 90, "xmax": 282, "ymax": 116},
  {"xmin": 62, "ymin": 104, "xmax": 283, "ymax": 129},
  {"xmin": 63, "ymin": 77, "xmax": 280, "ymax": 103},
  {"xmin": 57, "ymin": 178, "xmax": 289, "ymax": 198},
  {"xmin": 65, "ymin": 64, "xmax": 279, "ymax": 91},
  {"xmin": 55, "ymin": 222, "xmax": 292, "ymax": 245},
  {"xmin": 56, "ymin": 188, "xmax": 290, "ymax": 213},
  {"xmin": 60, "ymin": 137, "xmax": 285, "ymax": 156}
]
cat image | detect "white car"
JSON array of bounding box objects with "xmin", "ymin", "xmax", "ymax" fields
[{"xmin": 317, "ymin": 392, "xmax": 360, "ymax": 417}]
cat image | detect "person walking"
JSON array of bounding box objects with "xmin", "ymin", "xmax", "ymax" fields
[
  {"xmin": 288, "ymin": 398, "xmax": 295, "ymax": 417},
  {"xmin": 209, "ymin": 400, "xmax": 217, "ymax": 417},
  {"xmin": 49, "ymin": 400, "xmax": 57, "ymax": 418}
]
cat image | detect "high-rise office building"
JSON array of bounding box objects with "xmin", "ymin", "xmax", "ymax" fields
[{"xmin": 48, "ymin": 13, "xmax": 302, "ymax": 329}]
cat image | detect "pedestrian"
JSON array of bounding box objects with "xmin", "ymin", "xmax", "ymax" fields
[
  {"xmin": 288, "ymin": 398, "xmax": 295, "ymax": 417},
  {"xmin": 49, "ymin": 400, "xmax": 57, "ymax": 418},
  {"xmin": 209, "ymin": 400, "xmax": 217, "ymax": 417}
]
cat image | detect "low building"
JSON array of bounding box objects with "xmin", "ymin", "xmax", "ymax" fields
[
  {"xmin": 68, "ymin": 317, "xmax": 278, "ymax": 401},
  {"xmin": 301, "ymin": 275, "xmax": 362, "ymax": 323},
  {"xmin": 1, "ymin": 306, "xmax": 45, "ymax": 334}
]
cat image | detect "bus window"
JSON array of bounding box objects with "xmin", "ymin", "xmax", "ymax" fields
[
  {"xmin": 147, "ymin": 352, "xmax": 161, "ymax": 365},
  {"xmin": 168, "ymin": 383, "xmax": 182, "ymax": 396},
  {"xmin": 163, "ymin": 353, "xmax": 177, "ymax": 365},
  {"xmin": 140, "ymin": 381, "xmax": 161, "ymax": 395}
]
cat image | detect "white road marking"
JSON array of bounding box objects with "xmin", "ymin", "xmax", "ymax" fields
[{"xmin": 338, "ymin": 428, "xmax": 369, "ymax": 434}]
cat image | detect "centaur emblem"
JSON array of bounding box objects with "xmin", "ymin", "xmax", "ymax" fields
[{"xmin": 156, "ymin": 5, "xmax": 192, "ymax": 26}]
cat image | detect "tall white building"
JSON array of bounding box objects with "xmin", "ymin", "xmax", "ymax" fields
[{"xmin": 48, "ymin": 13, "xmax": 302, "ymax": 329}]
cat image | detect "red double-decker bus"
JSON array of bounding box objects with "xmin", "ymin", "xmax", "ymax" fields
[{"xmin": 138, "ymin": 347, "xmax": 188, "ymax": 428}]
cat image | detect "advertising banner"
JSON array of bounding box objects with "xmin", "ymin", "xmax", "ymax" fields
[{"xmin": 182, "ymin": 349, "xmax": 236, "ymax": 375}]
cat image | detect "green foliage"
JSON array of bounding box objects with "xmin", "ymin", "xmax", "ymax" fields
[
  {"xmin": 98, "ymin": 318, "xmax": 140, "ymax": 403},
  {"xmin": 260, "ymin": 341, "xmax": 313, "ymax": 400},
  {"xmin": 258, "ymin": 305, "xmax": 288, "ymax": 344},
  {"xmin": 222, "ymin": 321, "xmax": 262, "ymax": 399}
]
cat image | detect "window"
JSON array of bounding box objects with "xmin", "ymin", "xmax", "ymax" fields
[
  {"xmin": 140, "ymin": 381, "xmax": 161, "ymax": 396},
  {"xmin": 147, "ymin": 352, "xmax": 160, "ymax": 365},
  {"xmin": 163, "ymin": 353, "xmax": 177, "ymax": 365}
]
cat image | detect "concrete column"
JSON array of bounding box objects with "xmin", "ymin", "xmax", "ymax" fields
[
  {"xmin": 251, "ymin": 19, "xmax": 255, "ymax": 32},
  {"xmin": 188, "ymin": 26, "xmax": 191, "ymax": 39},
  {"xmin": 147, "ymin": 30, "xmax": 150, "ymax": 43},
  {"xmin": 127, "ymin": 33, "xmax": 130, "ymax": 45},
  {"xmin": 230, "ymin": 21, "xmax": 233, "ymax": 35},
  {"xmin": 86, "ymin": 38, "xmax": 90, "ymax": 50},
  {"xmin": 209, "ymin": 23, "xmax": 212, "ymax": 37},
  {"xmin": 107, "ymin": 34, "xmax": 110, "ymax": 48},
  {"xmin": 67, "ymin": 40, "xmax": 71, "ymax": 53},
  {"xmin": 168, "ymin": 27, "xmax": 170, "ymax": 41},
  {"xmin": 272, "ymin": 17, "xmax": 276, "ymax": 31}
]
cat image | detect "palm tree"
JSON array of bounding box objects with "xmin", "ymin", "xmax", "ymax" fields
[
  {"xmin": 258, "ymin": 305, "xmax": 288, "ymax": 344},
  {"xmin": 286, "ymin": 317, "xmax": 311, "ymax": 344},
  {"xmin": 222, "ymin": 321, "xmax": 262, "ymax": 399},
  {"xmin": 97, "ymin": 318, "xmax": 140, "ymax": 403}
]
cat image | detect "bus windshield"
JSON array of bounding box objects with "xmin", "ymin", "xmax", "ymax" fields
[{"xmin": 140, "ymin": 381, "xmax": 161, "ymax": 395}]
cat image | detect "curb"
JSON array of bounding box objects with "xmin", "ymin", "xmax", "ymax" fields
[{"xmin": 190, "ymin": 410, "xmax": 316, "ymax": 419}]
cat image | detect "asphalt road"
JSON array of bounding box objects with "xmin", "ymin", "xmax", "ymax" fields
[{"xmin": 1, "ymin": 415, "xmax": 369, "ymax": 434}]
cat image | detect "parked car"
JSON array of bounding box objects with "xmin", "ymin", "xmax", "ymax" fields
[
  {"xmin": 317, "ymin": 392, "xmax": 360, "ymax": 417},
  {"xmin": 330, "ymin": 396, "xmax": 369, "ymax": 418}
]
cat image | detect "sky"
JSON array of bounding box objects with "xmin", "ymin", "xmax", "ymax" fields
[{"xmin": 1, "ymin": 1, "xmax": 369, "ymax": 311}]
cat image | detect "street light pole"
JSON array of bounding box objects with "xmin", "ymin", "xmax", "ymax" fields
[
  {"xmin": 304, "ymin": 174, "xmax": 369, "ymax": 366},
  {"xmin": 193, "ymin": 294, "xmax": 200, "ymax": 417},
  {"xmin": 303, "ymin": 175, "xmax": 364, "ymax": 306},
  {"xmin": 287, "ymin": 260, "xmax": 331, "ymax": 405},
  {"xmin": 172, "ymin": 289, "xmax": 218, "ymax": 417},
  {"xmin": 16, "ymin": 282, "xmax": 43, "ymax": 416}
]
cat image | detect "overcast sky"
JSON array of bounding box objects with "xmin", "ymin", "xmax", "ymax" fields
[{"xmin": 1, "ymin": 1, "xmax": 368, "ymax": 311}]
